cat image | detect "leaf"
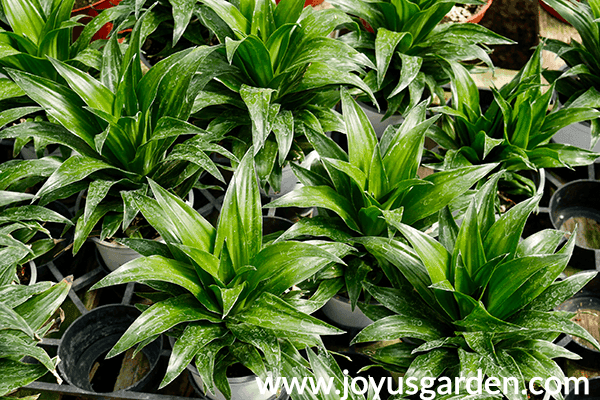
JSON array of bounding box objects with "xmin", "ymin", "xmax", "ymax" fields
[
  {"xmin": 375, "ymin": 28, "xmax": 412, "ymax": 89},
  {"xmin": 160, "ymin": 322, "xmax": 227, "ymax": 388},
  {"xmin": 0, "ymin": 303, "xmax": 35, "ymax": 339},
  {"xmin": 239, "ymin": 85, "xmax": 275, "ymax": 154},
  {"xmin": 35, "ymin": 155, "xmax": 119, "ymax": 204},
  {"xmin": 6, "ymin": 69, "xmax": 100, "ymax": 148},
  {"xmin": 401, "ymin": 163, "xmax": 498, "ymax": 225},
  {"xmin": 148, "ymin": 180, "xmax": 216, "ymax": 253},
  {"xmin": 107, "ymin": 294, "xmax": 221, "ymax": 358},
  {"xmin": 483, "ymin": 194, "xmax": 540, "ymax": 261},
  {"xmin": 232, "ymin": 293, "xmax": 343, "ymax": 335},
  {"xmin": 510, "ymin": 310, "xmax": 600, "ymax": 351},
  {"xmin": 351, "ymin": 315, "xmax": 443, "ymax": 345},
  {"xmin": 0, "ymin": 359, "xmax": 48, "ymax": 396},
  {"xmin": 341, "ymin": 88, "xmax": 377, "ymax": 175},
  {"xmin": 486, "ymin": 254, "xmax": 570, "ymax": 319},
  {"xmin": 14, "ymin": 277, "xmax": 71, "ymax": 332},
  {"xmin": 48, "ymin": 57, "xmax": 115, "ymax": 114},
  {"xmin": 526, "ymin": 271, "xmax": 597, "ymax": 312},
  {"xmin": 214, "ymin": 148, "xmax": 262, "ymax": 270},
  {"xmin": 91, "ymin": 255, "xmax": 203, "ymax": 296}
]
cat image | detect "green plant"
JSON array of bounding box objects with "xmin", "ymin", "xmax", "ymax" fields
[
  {"xmin": 429, "ymin": 43, "xmax": 600, "ymax": 194},
  {"xmin": 327, "ymin": 0, "xmax": 512, "ymax": 116},
  {"xmin": 191, "ymin": 0, "xmax": 376, "ymax": 192},
  {"xmin": 0, "ymin": 190, "xmax": 72, "ymax": 283},
  {"xmin": 542, "ymin": 0, "xmax": 600, "ymax": 149},
  {"xmin": 0, "ymin": 0, "xmax": 130, "ymax": 111},
  {"xmin": 351, "ymin": 174, "xmax": 598, "ymax": 400},
  {"xmin": 90, "ymin": 149, "xmax": 352, "ymax": 399},
  {"xmin": 0, "ymin": 12, "xmax": 232, "ymax": 253},
  {"xmin": 265, "ymin": 89, "xmax": 496, "ymax": 310},
  {"xmin": 0, "ymin": 276, "xmax": 71, "ymax": 395}
]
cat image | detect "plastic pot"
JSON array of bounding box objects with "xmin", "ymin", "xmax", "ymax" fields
[
  {"xmin": 357, "ymin": 101, "xmax": 404, "ymax": 139},
  {"xmin": 321, "ymin": 295, "xmax": 373, "ymax": 330},
  {"xmin": 565, "ymin": 376, "xmax": 600, "ymax": 399},
  {"xmin": 549, "ymin": 180, "xmax": 600, "ymax": 268},
  {"xmin": 555, "ymin": 296, "xmax": 600, "ymax": 370},
  {"xmin": 71, "ymin": 0, "xmax": 121, "ymax": 41},
  {"xmin": 88, "ymin": 189, "xmax": 195, "ymax": 271},
  {"xmin": 188, "ymin": 364, "xmax": 288, "ymax": 400},
  {"xmin": 58, "ymin": 304, "xmax": 163, "ymax": 393},
  {"xmin": 539, "ymin": 0, "xmax": 569, "ymax": 24},
  {"xmin": 465, "ymin": 0, "xmax": 493, "ymax": 24}
]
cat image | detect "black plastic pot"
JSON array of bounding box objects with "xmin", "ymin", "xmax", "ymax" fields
[
  {"xmin": 555, "ymin": 295, "xmax": 600, "ymax": 370},
  {"xmin": 58, "ymin": 304, "xmax": 163, "ymax": 394},
  {"xmin": 566, "ymin": 377, "xmax": 600, "ymax": 399},
  {"xmin": 549, "ymin": 180, "xmax": 600, "ymax": 269}
]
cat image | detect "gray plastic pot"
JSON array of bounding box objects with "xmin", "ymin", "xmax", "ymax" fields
[
  {"xmin": 321, "ymin": 295, "xmax": 373, "ymax": 330},
  {"xmin": 58, "ymin": 304, "xmax": 162, "ymax": 394}
]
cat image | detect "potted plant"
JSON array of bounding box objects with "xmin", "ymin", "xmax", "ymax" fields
[
  {"xmin": 351, "ymin": 174, "xmax": 599, "ymax": 399},
  {"xmin": 429, "ymin": 43, "xmax": 600, "ymax": 196},
  {"xmin": 541, "ymin": 0, "xmax": 600, "ymax": 153},
  {"xmin": 0, "ymin": 190, "xmax": 73, "ymax": 284},
  {"xmin": 266, "ymin": 89, "xmax": 497, "ymax": 328},
  {"xmin": 327, "ymin": 0, "xmax": 512, "ymax": 130},
  {"xmin": 0, "ymin": 12, "xmax": 232, "ymax": 269},
  {"xmin": 0, "ymin": 276, "xmax": 72, "ymax": 396},
  {"xmin": 90, "ymin": 149, "xmax": 351, "ymax": 400},
  {"xmin": 190, "ymin": 0, "xmax": 376, "ymax": 194}
]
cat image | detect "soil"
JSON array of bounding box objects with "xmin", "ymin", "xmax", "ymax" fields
[
  {"xmin": 17, "ymin": 263, "xmax": 31, "ymax": 285},
  {"xmin": 572, "ymin": 308, "xmax": 600, "ymax": 351},
  {"xmin": 479, "ymin": 0, "xmax": 539, "ymax": 70},
  {"xmin": 441, "ymin": 4, "xmax": 485, "ymax": 23}
]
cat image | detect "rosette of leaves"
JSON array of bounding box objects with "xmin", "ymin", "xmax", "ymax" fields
[
  {"xmin": 327, "ymin": 0, "xmax": 513, "ymax": 117},
  {"xmin": 0, "ymin": 190, "xmax": 72, "ymax": 284},
  {"xmin": 191, "ymin": 0, "xmax": 377, "ymax": 192},
  {"xmin": 0, "ymin": 0, "xmax": 131, "ymax": 120},
  {"xmin": 90, "ymin": 149, "xmax": 352, "ymax": 399},
  {"xmin": 0, "ymin": 12, "xmax": 232, "ymax": 254},
  {"xmin": 265, "ymin": 89, "xmax": 496, "ymax": 311},
  {"xmin": 351, "ymin": 173, "xmax": 598, "ymax": 400},
  {"xmin": 429, "ymin": 44, "xmax": 600, "ymax": 194},
  {"xmin": 542, "ymin": 0, "xmax": 600, "ymax": 149},
  {"xmin": 0, "ymin": 277, "xmax": 71, "ymax": 396}
]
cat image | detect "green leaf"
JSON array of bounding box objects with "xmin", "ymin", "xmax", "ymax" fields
[
  {"xmin": 91, "ymin": 255, "xmax": 204, "ymax": 297},
  {"xmin": 239, "ymin": 85, "xmax": 275, "ymax": 154},
  {"xmin": 6, "ymin": 69, "xmax": 100, "ymax": 148},
  {"xmin": 214, "ymin": 149, "xmax": 262, "ymax": 270},
  {"xmin": 401, "ymin": 163, "xmax": 498, "ymax": 225},
  {"xmin": 351, "ymin": 315, "xmax": 443, "ymax": 344},
  {"xmin": 0, "ymin": 359, "xmax": 49, "ymax": 396},
  {"xmin": 510, "ymin": 310, "xmax": 600, "ymax": 351},
  {"xmin": 486, "ymin": 254, "xmax": 570, "ymax": 318},
  {"xmin": 48, "ymin": 57, "xmax": 115, "ymax": 114},
  {"xmin": 107, "ymin": 294, "xmax": 221, "ymax": 358},
  {"xmin": 0, "ymin": 303, "xmax": 35, "ymax": 339},
  {"xmin": 341, "ymin": 88, "xmax": 377, "ymax": 175},
  {"xmin": 483, "ymin": 193, "xmax": 540, "ymax": 261},
  {"xmin": 265, "ymin": 186, "xmax": 360, "ymax": 232},
  {"xmin": 233, "ymin": 292, "xmax": 343, "ymax": 335},
  {"xmin": 148, "ymin": 180, "xmax": 216, "ymax": 253},
  {"xmin": 526, "ymin": 271, "xmax": 597, "ymax": 312},
  {"xmin": 375, "ymin": 28, "xmax": 412, "ymax": 89},
  {"xmin": 14, "ymin": 277, "xmax": 71, "ymax": 331},
  {"xmin": 160, "ymin": 322, "xmax": 227, "ymax": 388}
]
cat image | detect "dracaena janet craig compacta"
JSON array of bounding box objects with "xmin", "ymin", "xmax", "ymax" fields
[
  {"xmin": 91, "ymin": 149, "xmax": 353, "ymax": 399},
  {"xmin": 0, "ymin": 12, "xmax": 232, "ymax": 252},
  {"xmin": 266, "ymin": 90, "xmax": 497, "ymax": 321},
  {"xmin": 190, "ymin": 0, "xmax": 377, "ymax": 193},
  {"xmin": 351, "ymin": 174, "xmax": 599, "ymax": 400}
]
